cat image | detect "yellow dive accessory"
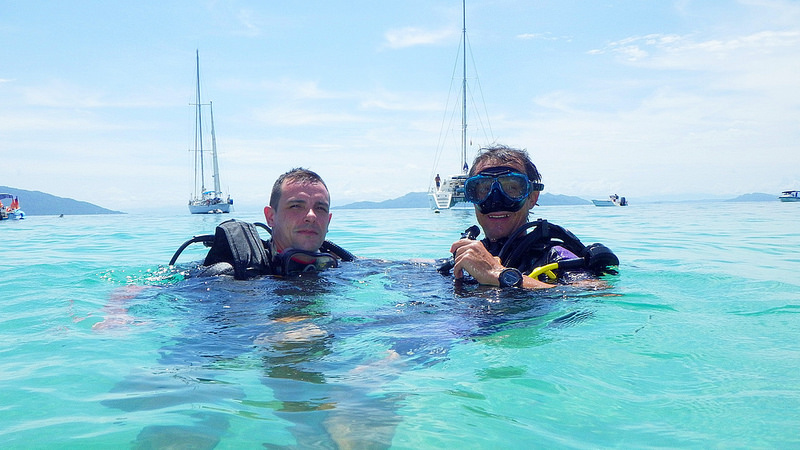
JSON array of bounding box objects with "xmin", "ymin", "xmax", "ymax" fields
[
  {"xmin": 527, "ymin": 258, "xmax": 588, "ymax": 282},
  {"xmin": 527, "ymin": 262, "xmax": 560, "ymax": 282}
]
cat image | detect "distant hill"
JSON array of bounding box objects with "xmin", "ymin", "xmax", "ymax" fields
[
  {"xmin": 335, "ymin": 191, "xmax": 590, "ymax": 209},
  {"xmin": 0, "ymin": 186, "xmax": 124, "ymax": 215},
  {"xmin": 537, "ymin": 193, "xmax": 592, "ymax": 206},
  {"xmin": 336, "ymin": 192, "xmax": 428, "ymax": 209},
  {"xmin": 725, "ymin": 192, "xmax": 778, "ymax": 202}
]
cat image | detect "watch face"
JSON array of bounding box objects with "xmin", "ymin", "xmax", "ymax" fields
[{"xmin": 500, "ymin": 268, "xmax": 522, "ymax": 287}]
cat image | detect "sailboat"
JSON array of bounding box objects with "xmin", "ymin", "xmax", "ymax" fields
[
  {"xmin": 428, "ymin": 0, "xmax": 491, "ymax": 211},
  {"xmin": 188, "ymin": 51, "xmax": 233, "ymax": 214}
]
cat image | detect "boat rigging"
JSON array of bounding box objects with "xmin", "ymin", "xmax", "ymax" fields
[
  {"xmin": 187, "ymin": 50, "xmax": 233, "ymax": 214},
  {"xmin": 428, "ymin": 0, "xmax": 494, "ymax": 211}
]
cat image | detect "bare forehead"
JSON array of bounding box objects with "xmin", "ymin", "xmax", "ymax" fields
[{"xmin": 281, "ymin": 181, "xmax": 330, "ymax": 202}]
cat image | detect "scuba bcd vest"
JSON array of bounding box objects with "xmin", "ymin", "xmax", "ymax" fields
[
  {"xmin": 438, "ymin": 219, "xmax": 619, "ymax": 282},
  {"xmin": 170, "ymin": 219, "xmax": 355, "ymax": 280}
]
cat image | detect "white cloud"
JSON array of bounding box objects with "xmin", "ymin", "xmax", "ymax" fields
[
  {"xmin": 252, "ymin": 107, "xmax": 367, "ymax": 127},
  {"xmin": 236, "ymin": 9, "xmax": 262, "ymax": 37},
  {"xmin": 595, "ymin": 30, "xmax": 800, "ymax": 71},
  {"xmin": 383, "ymin": 27, "xmax": 455, "ymax": 49},
  {"xmin": 516, "ymin": 32, "xmax": 561, "ymax": 41}
]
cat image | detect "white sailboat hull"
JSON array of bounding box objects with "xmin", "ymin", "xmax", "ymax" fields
[
  {"xmin": 188, "ymin": 200, "xmax": 232, "ymax": 214},
  {"xmin": 428, "ymin": 192, "xmax": 473, "ymax": 210},
  {"xmin": 429, "ymin": 174, "xmax": 472, "ymax": 210}
]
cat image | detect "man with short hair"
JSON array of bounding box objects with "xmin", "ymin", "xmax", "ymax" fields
[
  {"xmin": 265, "ymin": 168, "xmax": 333, "ymax": 253},
  {"xmin": 174, "ymin": 167, "xmax": 353, "ymax": 279}
]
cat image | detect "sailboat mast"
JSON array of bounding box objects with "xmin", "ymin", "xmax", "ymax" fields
[
  {"xmin": 461, "ymin": 0, "xmax": 468, "ymax": 174},
  {"xmin": 195, "ymin": 50, "xmax": 206, "ymax": 195},
  {"xmin": 209, "ymin": 101, "xmax": 222, "ymax": 195}
]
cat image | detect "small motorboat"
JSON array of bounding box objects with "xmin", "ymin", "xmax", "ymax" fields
[
  {"xmin": 779, "ymin": 190, "xmax": 800, "ymax": 202},
  {"xmin": 592, "ymin": 194, "xmax": 628, "ymax": 207},
  {"xmin": 0, "ymin": 193, "xmax": 25, "ymax": 220}
]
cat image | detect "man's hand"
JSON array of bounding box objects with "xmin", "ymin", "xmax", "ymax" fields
[
  {"xmin": 449, "ymin": 239, "xmax": 504, "ymax": 285},
  {"xmin": 449, "ymin": 239, "xmax": 555, "ymax": 289}
]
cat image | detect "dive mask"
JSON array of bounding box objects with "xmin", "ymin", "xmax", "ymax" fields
[
  {"xmin": 464, "ymin": 166, "xmax": 544, "ymax": 214},
  {"xmin": 275, "ymin": 248, "xmax": 338, "ymax": 276}
]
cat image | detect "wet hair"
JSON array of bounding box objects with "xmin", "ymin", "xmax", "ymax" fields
[
  {"xmin": 469, "ymin": 144, "xmax": 542, "ymax": 183},
  {"xmin": 270, "ymin": 167, "xmax": 329, "ymax": 208}
]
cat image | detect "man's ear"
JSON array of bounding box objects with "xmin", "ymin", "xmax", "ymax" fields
[
  {"xmin": 529, "ymin": 191, "xmax": 541, "ymax": 207},
  {"xmin": 264, "ymin": 206, "xmax": 275, "ymax": 227}
]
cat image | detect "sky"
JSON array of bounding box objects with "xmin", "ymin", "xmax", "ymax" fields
[{"xmin": 2, "ymin": 0, "xmax": 799, "ymax": 212}]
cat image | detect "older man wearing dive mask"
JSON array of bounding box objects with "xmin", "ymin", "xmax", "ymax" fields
[{"xmin": 447, "ymin": 145, "xmax": 619, "ymax": 288}]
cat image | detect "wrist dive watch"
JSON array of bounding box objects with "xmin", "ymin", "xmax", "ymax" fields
[{"xmin": 498, "ymin": 268, "xmax": 523, "ymax": 288}]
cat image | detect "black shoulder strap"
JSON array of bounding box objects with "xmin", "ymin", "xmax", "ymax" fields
[
  {"xmin": 320, "ymin": 240, "xmax": 357, "ymax": 262},
  {"xmin": 169, "ymin": 235, "xmax": 215, "ymax": 266},
  {"xmin": 499, "ymin": 219, "xmax": 588, "ymax": 270},
  {"xmin": 203, "ymin": 219, "xmax": 271, "ymax": 280}
]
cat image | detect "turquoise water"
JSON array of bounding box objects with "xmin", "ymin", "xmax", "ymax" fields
[{"xmin": 1, "ymin": 203, "xmax": 799, "ymax": 448}]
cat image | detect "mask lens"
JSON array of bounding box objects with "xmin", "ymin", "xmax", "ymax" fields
[
  {"xmin": 464, "ymin": 176, "xmax": 494, "ymax": 203},
  {"xmin": 497, "ymin": 174, "xmax": 529, "ymax": 200}
]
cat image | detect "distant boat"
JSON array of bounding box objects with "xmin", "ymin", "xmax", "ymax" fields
[
  {"xmin": 188, "ymin": 50, "xmax": 233, "ymax": 215},
  {"xmin": 779, "ymin": 190, "xmax": 800, "ymax": 202},
  {"xmin": 430, "ymin": 174, "xmax": 471, "ymax": 212},
  {"xmin": 428, "ymin": 0, "xmax": 489, "ymax": 212},
  {"xmin": 0, "ymin": 193, "xmax": 25, "ymax": 220},
  {"xmin": 592, "ymin": 194, "xmax": 628, "ymax": 207}
]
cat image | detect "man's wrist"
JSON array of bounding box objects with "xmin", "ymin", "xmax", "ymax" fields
[{"xmin": 498, "ymin": 267, "xmax": 523, "ymax": 287}]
